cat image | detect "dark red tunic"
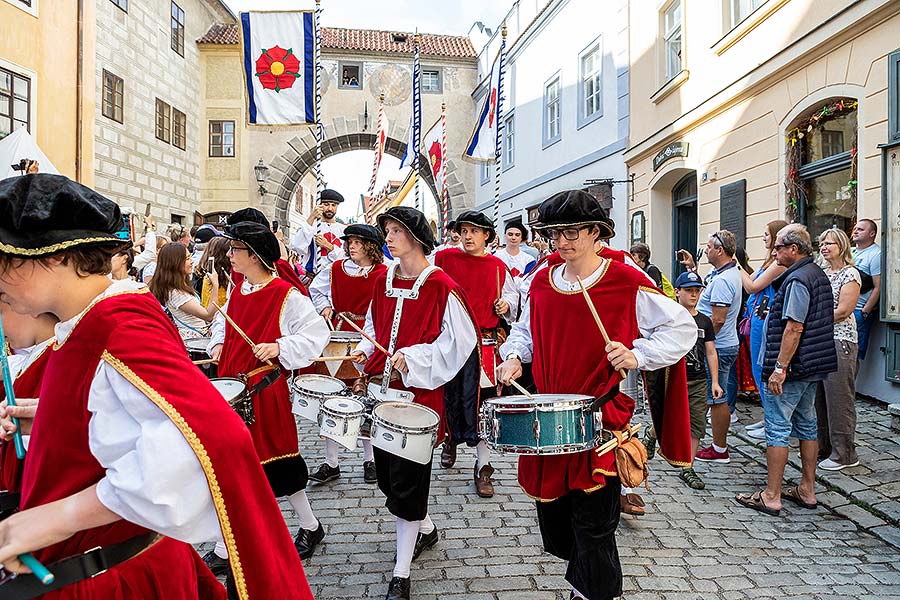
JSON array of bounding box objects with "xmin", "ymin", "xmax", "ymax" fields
[
  {"xmin": 330, "ymin": 259, "xmax": 387, "ymax": 330},
  {"xmin": 22, "ymin": 287, "xmax": 312, "ymax": 600}
]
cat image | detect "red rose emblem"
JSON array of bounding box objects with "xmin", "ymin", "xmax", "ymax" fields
[{"xmin": 255, "ymin": 46, "xmax": 301, "ymax": 92}]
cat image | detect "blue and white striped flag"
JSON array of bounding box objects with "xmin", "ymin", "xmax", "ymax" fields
[{"xmin": 241, "ymin": 11, "xmax": 315, "ymax": 125}]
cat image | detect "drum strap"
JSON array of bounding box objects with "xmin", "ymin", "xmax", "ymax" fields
[
  {"xmin": 242, "ymin": 365, "xmax": 282, "ymax": 397},
  {"xmin": 380, "ymin": 264, "xmax": 437, "ymax": 394},
  {"xmin": 591, "ymin": 384, "xmax": 620, "ymax": 412}
]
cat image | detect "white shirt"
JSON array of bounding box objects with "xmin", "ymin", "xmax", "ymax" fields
[
  {"xmin": 290, "ymin": 220, "xmax": 346, "ymax": 275},
  {"xmin": 309, "ymin": 259, "xmax": 381, "ymax": 315},
  {"xmin": 494, "ymin": 247, "xmax": 534, "ymax": 279},
  {"xmin": 500, "ymin": 261, "xmax": 696, "ymax": 371},
  {"xmin": 132, "ymin": 229, "xmax": 157, "ymax": 272},
  {"xmin": 9, "ymin": 338, "xmax": 55, "ymax": 451}
]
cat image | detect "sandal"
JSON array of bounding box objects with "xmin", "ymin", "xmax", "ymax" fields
[
  {"xmin": 620, "ymin": 493, "xmax": 646, "ymax": 516},
  {"xmin": 735, "ymin": 490, "xmax": 780, "ymax": 516},
  {"xmin": 781, "ymin": 485, "xmax": 817, "ymax": 509}
]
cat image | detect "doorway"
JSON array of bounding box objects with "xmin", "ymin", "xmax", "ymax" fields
[{"xmin": 672, "ymin": 172, "xmax": 697, "ymax": 277}]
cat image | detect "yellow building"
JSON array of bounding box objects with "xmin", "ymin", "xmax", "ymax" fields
[
  {"xmin": 0, "ymin": 0, "xmax": 95, "ymax": 183},
  {"xmin": 624, "ymin": 0, "xmax": 900, "ymax": 400}
]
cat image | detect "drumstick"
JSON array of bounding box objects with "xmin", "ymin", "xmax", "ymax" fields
[
  {"xmin": 496, "ymin": 267, "xmax": 501, "ymax": 303},
  {"xmin": 508, "ymin": 378, "xmax": 533, "ymax": 399},
  {"xmin": 310, "ymin": 355, "xmax": 356, "ymax": 362},
  {"xmin": 594, "ymin": 424, "xmax": 641, "ymax": 458},
  {"xmin": 209, "ymin": 301, "xmax": 274, "ymax": 367},
  {"xmin": 338, "ymin": 314, "xmax": 390, "ymax": 356},
  {"xmin": 193, "ymin": 358, "xmax": 219, "ymax": 366},
  {"xmin": 19, "ymin": 553, "xmax": 54, "ymax": 585},
  {"xmin": 0, "ymin": 313, "xmax": 26, "ymax": 459},
  {"xmin": 575, "ymin": 276, "xmax": 627, "ymax": 380},
  {"xmin": 324, "ymin": 313, "xmax": 335, "ymax": 332}
]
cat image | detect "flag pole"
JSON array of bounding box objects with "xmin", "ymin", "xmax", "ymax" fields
[
  {"xmin": 412, "ymin": 32, "xmax": 422, "ymax": 212},
  {"xmin": 314, "ymin": 0, "xmax": 324, "ymax": 206},
  {"xmin": 365, "ymin": 93, "xmax": 385, "ymax": 224},
  {"xmin": 440, "ymin": 102, "xmax": 449, "ymax": 240},
  {"xmin": 493, "ymin": 23, "xmax": 507, "ymax": 229}
]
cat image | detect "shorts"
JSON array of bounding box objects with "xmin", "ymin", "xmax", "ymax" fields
[
  {"xmin": 374, "ymin": 447, "xmax": 433, "ymax": 521},
  {"xmin": 687, "ymin": 378, "xmax": 707, "ymax": 441},
  {"xmin": 764, "ymin": 379, "xmax": 818, "ymax": 447},
  {"xmin": 706, "ymin": 344, "xmax": 739, "ymax": 406}
]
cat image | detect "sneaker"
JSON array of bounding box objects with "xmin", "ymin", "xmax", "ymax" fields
[
  {"xmin": 308, "ymin": 463, "xmax": 341, "ymax": 484},
  {"xmin": 695, "ymin": 445, "xmax": 730, "ymax": 464},
  {"xmin": 746, "ymin": 420, "xmax": 765, "ymax": 431},
  {"xmin": 818, "ymin": 458, "xmax": 860, "ymax": 471},
  {"xmin": 363, "ymin": 460, "xmax": 377, "ymax": 483},
  {"xmin": 642, "ymin": 431, "xmax": 657, "ymax": 460},
  {"xmin": 730, "ymin": 412, "xmax": 739, "ymax": 425},
  {"xmin": 745, "ymin": 427, "xmax": 767, "ymax": 440},
  {"xmin": 201, "ymin": 550, "xmax": 230, "ymax": 577},
  {"xmin": 679, "ymin": 467, "xmax": 706, "ymax": 490}
]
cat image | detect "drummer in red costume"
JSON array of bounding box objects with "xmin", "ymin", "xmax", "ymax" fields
[
  {"xmin": 497, "ymin": 190, "xmax": 695, "ymax": 600},
  {"xmin": 0, "ymin": 174, "xmax": 314, "ymax": 600},
  {"xmin": 309, "ymin": 223, "xmax": 388, "ymax": 485},
  {"xmin": 206, "ymin": 222, "xmax": 330, "ymax": 580},
  {"xmin": 349, "ymin": 206, "xmax": 478, "ymax": 600},
  {"xmin": 434, "ymin": 210, "xmax": 519, "ymax": 498}
]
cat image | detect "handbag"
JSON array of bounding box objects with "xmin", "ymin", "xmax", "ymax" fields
[
  {"xmin": 738, "ymin": 316, "xmax": 751, "ymax": 337},
  {"xmin": 613, "ymin": 429, "xmax": 650, "ymax": 489}
]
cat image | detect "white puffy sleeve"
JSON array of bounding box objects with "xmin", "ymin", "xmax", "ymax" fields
[
  {"xmin": 398, "ymin": 293, "xmax": 478, "ymax": 390},
  {"xmin": 90, "ymin": 363, "xmax": 220, "ymax": 544},
  {"xmin": 632, "ymin": 289, "xmax": 696, "ymax": 370},
  {"xmin": 355, "ymin": 307, "xmax": 376, "ymax": 359},
  {"xmin": 501, "ymin": 270, "xmax": 521, "ymax": 322},
  {"xmin": 132, "ymin": 229, "xmax": 157, "ymax": 272},
  {"xmin": 499, "ymin": 297, "xmax": 533, "ymax": 363},
  {"xmin": 276, "ymin": 289, "xmax": 330, "ymax": 369},
  {"xmin": 309, "ymin": 265, "xmax": 333, "ymax": 314},
  {"xmin": 206, "ymin": 297, "xmax": 228, "ymax": 355},
  {"xmin": 290, "ymin": 220, "xmax": 314, "ymax": 255}
]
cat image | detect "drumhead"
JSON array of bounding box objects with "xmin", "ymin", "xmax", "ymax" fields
[
  {"xmin": 293, "ymin": 374, "xmax": 346, "ymax": 394},
  {"xmin": 210, "ymin": 378, "xmax": 246, "ymax": 402},
  {"xmin": 486, "ymin": 394, "xmax": 593, "ymax": 411},
  {"xmin": 322, "ymin": 397, "xmax": 365, "ymax": 415},
  {"xmin": 185, "ymin": 337, "xmax": 211, "ymax": 352},
  {"xmin": 373, "ymin": 402, "xmax": 439, "ymax": 429},
  {"xmin": 329, "ymin": 331, "xmax": 362, "ymax": 343}
]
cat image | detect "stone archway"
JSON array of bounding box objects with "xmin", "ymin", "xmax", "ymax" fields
[{"xmin": 263, "ymin": 116, "xmax": 470, "ymax": 228}]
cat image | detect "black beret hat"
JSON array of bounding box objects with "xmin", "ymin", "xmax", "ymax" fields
[
  {"xmin": 534, "ymin": 190, "xmax": 615, "ymax": 239},
  {"xmin": 320, "ymin": 189, "xmax": 344, "ymax": 204},
  {"xmin": 227, "ymin": 207, "xmax": 269, "ymax": 227},
  {"xmin": 504, "ymin": 219, "xmax": 529, "ymax": 241},
  {"xmin": 377, "ymin": 206, "xmax": 436, "ymax": 255},
  {"xmin": 341, "ymin": 223, "xmax": 384, "ymax": 246},
  {"xmin": 0, "ymin": 173, "xmax": 130, "ymax": 257},
  {"xmin": 223, "ymin": 221, "xmax": 280, "ymax": 271},
  {"xmin": 453, "ymin": 210, "xmax": 496, "ymax": 243}
]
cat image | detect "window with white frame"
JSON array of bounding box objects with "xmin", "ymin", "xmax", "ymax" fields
[
  {"xmin": 663, "ymin": 0, "xmax": 683, "ymax": 82},
  {"xmin": 727, "ymin": 0, "xmax": 764, "ymax": 29},
  {"xmin": 502, "ymin": 113, "xmax": 514, "ymax": 169},
  {"xmin": 0, "ymin": 67, "xmax": 30, "ymax": 140},
  {"xmin": 480, "ymin": 161, "xmax": 491, "ymax": 185},
  {"xmin": 579, "ymin": 37, "xmax": 602, "ymax": 126},
  {"xmin": 422, "ymin": 68, "xmax": 442, "ymax": 93},
  {"xmin": 543, "ymin": 75, "xmax": 561, "ymax": 147}
]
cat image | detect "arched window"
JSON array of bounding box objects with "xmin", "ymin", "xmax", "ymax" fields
[{"xmin": 785, "ymin": 98, "xmax": 858, "ymax": 237}]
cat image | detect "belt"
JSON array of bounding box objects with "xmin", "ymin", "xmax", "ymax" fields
[{"xmin": 0, "ymin": 533, "xmax": 160, "ymax": 600}]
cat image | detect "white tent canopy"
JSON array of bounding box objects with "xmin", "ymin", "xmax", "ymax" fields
[{"xmin": 0, "ymin": 128, "xmax": 60, "ymax": 179}]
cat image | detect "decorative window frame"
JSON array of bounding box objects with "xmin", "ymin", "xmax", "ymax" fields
[
  {"xmin": 338, "ymin": 60, "xmax": 364, "ymax": 90},
  {"xmin": 577, "ymin": 35, "xmax": 603, "ymax": 129},
  {"xmin": 542, "ymin": 72, "xmax": 562, "ymax": 149},
  {"xmin": 421, "ymin": 66, "xmax": 443, "ymax": 94}
]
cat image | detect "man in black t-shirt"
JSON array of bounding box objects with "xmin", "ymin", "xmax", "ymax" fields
[{"xmin": 674, "ymin": 271, "xmax": 723, "ymax": 490}]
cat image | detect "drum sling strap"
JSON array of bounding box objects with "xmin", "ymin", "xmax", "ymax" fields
[{"xmin": 243, "ymin": 364, "xmax": 283, "ymax": 397}]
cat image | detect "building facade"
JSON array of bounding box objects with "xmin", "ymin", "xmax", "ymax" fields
[
  {"xmin": 471, "ymin": 0, "xmax": 630, "ymax": 249},
  {"xmin": 93, "ymin": 0, "xmax": 234, "ymax": 229},
  {"xmin": 624, "ymin": 0, "xmax": 900, "ymax": 401},
  {"xmin": 0, "ymin": 0, "xmax": 95, "ymax": 182}
]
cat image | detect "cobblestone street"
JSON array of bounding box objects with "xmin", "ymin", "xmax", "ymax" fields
[{"xmin": 205, "ymin": 396, "xmax": 900, "ymax": 600}]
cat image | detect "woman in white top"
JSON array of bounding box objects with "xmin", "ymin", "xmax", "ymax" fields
[
  {"xmin": 149, "ymin": 243, "xmax": 220, "ymax": 342},
  {"xmin": 816, "ymin": 227, "xmax": 861, "ymax": 471}
]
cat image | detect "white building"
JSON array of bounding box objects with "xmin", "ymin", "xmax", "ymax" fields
[{"xmin": 470, "ymin": 0, "xmax": 629, "ymax": 248}]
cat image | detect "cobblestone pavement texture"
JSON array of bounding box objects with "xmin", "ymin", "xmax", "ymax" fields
[{"xmin": 200, "ymin": 396, "xmax": 900, "ymax": 599}]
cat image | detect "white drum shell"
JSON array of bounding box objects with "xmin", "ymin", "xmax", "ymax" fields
[
  {"xmin": 370, "ymin": 402, "xmax": 440, "ymax": 465},
  {"xmin": 318, "ymin": 397, "xmax": 365, "ymax": 450},
  {"xmin": 291, "ymin": 374, "xmax": 347, "ymax": 422},
  {"xmin": 209, "ymin": 378, "xmax": 246, "ymax": 404}
]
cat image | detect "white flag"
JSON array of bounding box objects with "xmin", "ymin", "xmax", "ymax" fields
[
  {"xmin": 463, "ymin": 48, "xmax": 504, "ymax": 162},
  {"xmin": 422, "ymin": 117, "xmax": 445, "ymax": 195}
]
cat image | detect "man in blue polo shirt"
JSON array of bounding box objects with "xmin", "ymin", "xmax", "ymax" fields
[
  {"xmin": 680, "ymin": 229, "xmax": 742, "ymax": 464},
  {"xmin": 851, "ymin": 219, "xmax": 881, "ymax": 361}
]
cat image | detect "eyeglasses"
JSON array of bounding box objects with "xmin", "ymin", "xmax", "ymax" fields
[
  {"xmin": 541, "ymin": 227, "xmax": 588, "ymax": 241},
  {"xmin": 773, "ymin": 243, "xmax": 793, "ymax": 251},
  {"xmin": 819, "ymin": 241, "xmax": 837, "ymax": 247},
  {"xmin": 228, "ymin": 244, "xmax": 250, "ymax": 254}
]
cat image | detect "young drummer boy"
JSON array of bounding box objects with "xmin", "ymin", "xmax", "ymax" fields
[{"xmin": 0, "ymin": 173, "xmax": 314, "ymax": 599}]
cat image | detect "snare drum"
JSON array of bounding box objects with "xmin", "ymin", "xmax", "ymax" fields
[
  {"xmin": 186, "ymin": 337, "xmax": 216, "ymax": 378},
  {"xmin": 291, "ymin": 374, "xmax": 347, "ymax": 422},
  {"xmin": 316, "ymin": 331, "xmax": 363, "ymax": 379},
  {"xmin": 481, "ymin": 394, "xmax": 600, "ymax": 455},
  {"xmin": 210, "ymin": 377, "xmax": 254, "ymax": 425},
  {"xmin": 370, "ymin": 402, "xmax": 440, "ymax": 465},
  {"xmin": 318, "ymin": 397, "xmax": 366, "ymax": 450}
]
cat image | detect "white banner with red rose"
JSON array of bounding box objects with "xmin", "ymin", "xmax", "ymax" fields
[{"xmin": 240, "ymin": 11, "xmax": 316, "ymax": 125}]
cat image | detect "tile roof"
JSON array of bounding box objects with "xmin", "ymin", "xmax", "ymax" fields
[{"xmin": 198, "ymin": 24, "xmax": 476, "ymax": 59}]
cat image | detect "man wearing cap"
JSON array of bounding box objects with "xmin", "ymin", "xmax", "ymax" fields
[
  {"xmin": 227, "ymin": 207, "xmax": 309, "ymax": 294},
  {"xmin": 207, "ymin": 222, "xmax": 331, "ymax": 574},
  {"xmin": 308, "ymin": 223, "xmax": 388, "ymax": 485},
  {"xmin": 348, "ymin": 206, "xmax": 478, "ymax": 600},
  {"xmin": 290, "ymin": 189, "xmax": 347, "ymax": 276},
  {"xmin": 0, "ymin": 174, "xmax": 315, "ymax": 599},
  {"xmin": 496, "ymin": 189, "xmax": 695, "ymax": 600},
  {"xmin": 433, "ymin": 220, "xmax": 461, "ymax": 252},
  {"xmin": 434, "ymin": 210, "xmax": 519, "ymax": 498},
  {"xmin": 494, "ymin": 219, "xmax": 536, "ymax": 279},
  {"xmin": 191, "ymin": 223, "xmax": 220, "ymax": 265}
]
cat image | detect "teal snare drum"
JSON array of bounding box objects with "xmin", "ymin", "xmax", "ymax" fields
[{"xmin": 481, "ymin": 395, "xmax": 601, "ymax": 455}]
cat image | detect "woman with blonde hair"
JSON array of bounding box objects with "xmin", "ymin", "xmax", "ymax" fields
[
  {"xmin": 740, "ymin": 219, "xmax": 788, "ymax": 438},
  {"xmin": 196, "ymin": 235, "xmax": 231, "ymax": 307},
  {"xmin": 816, "ymin": 227, "xmax": 861, "ymax": 470},
  {"xmin": 149, "ymin": 243, "xmax": 220, "ymax": 342}
]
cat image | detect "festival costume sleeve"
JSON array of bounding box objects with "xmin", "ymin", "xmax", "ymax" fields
[
  {"xmin": 499, "ymin": 297, "xmax": 533, "ymax": 362},
  {"xmin": 631, "ymin": 289, "xmax": 696, "ymax": 370},
  {"xmin": 207, "ymin": 297, "xmax": 228, "ymax": 354},
  {"xmin": 132, "ymin": 229, "xmax": 157, "ymax": 271},
  {"xmin": 355, "ymin": 306, "xmax": 376, "ymax": 359},
  {"xmin": 501, "ymin": 268, "xmax": 521, "ymax": 321},
  {"xmin": 90, "ymin": 364, "xmax": 221, "ymax": 544},
  {"xmin": 399, "ymin": 293, "xmax": 478, "ymax": 390},
  {"xmin": 290, "ymin": 220, "xmax": 314, "ymax": 254},
  {"xmin": 276, "ymin": 289, "xmax": 331, "ymax": 369},
  {"xmin": 309, "ymin": 263, "xmax": 333, "ymax": 313}
]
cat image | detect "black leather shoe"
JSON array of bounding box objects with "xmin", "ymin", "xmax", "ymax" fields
[
  {"xmin": 363, "ymin": 460, "xmax": 377, "ymax": 483},
  {"xmin": 294, "ymin": 521, "xmax": 325, "ymax": 560},
  {"xmin": 412, "ymin": 526, "xmax": 438, "ymax": 560},
  {"xmin": 440, "ymin": 442, "xmax": 456, "ymax": 469},
  {"xmin": 202, "ymin": 550, "xmax": 230, "ymax": 577},
  {"xmin": 308, "ymin": 463, "xmax": 341, "ymax": 484},
  {"xmin": 385, "ymin": 576, "xmax": 410, "ymax": 600}
]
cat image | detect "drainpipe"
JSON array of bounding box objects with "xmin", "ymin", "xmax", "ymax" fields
[{"xmin": 75, "ymin": 0, "xmax": 84, "ymax": 182}]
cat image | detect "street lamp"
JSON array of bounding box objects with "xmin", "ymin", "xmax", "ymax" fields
[{"xmin": 254, "ymin": 159, "xmax": 269, "ymax": 196}]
